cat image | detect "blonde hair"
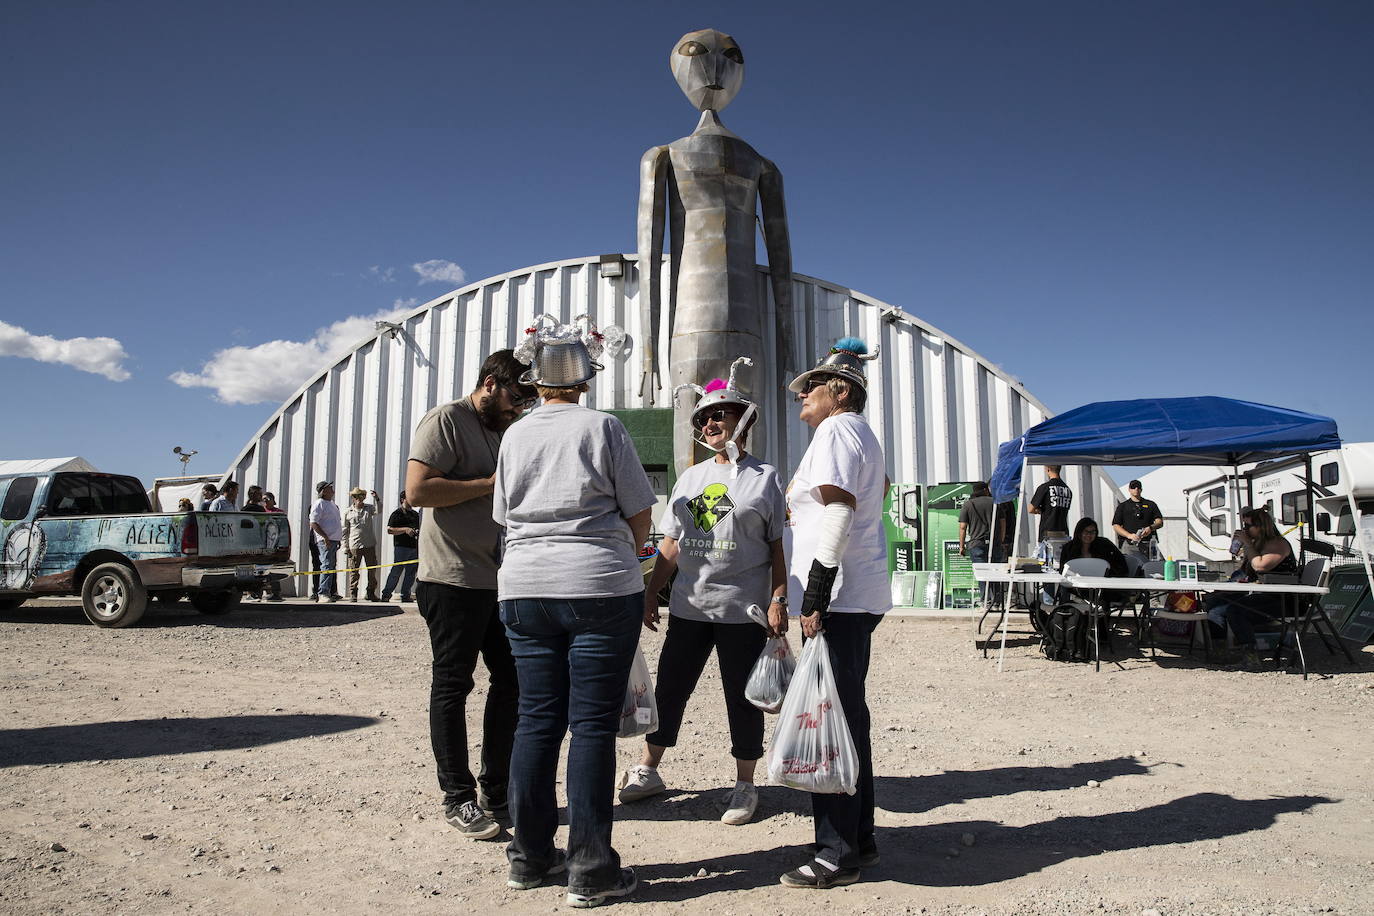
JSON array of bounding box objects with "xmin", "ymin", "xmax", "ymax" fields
[{"xmin": 537, "ymin": 383, "xmax": 587, "ymax": 401}]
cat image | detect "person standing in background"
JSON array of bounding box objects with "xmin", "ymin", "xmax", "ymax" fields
[
  {"xmin": 381, "ymin": 491, "xmax": 420, "ymax": 603},
  {"xmin": 343, "ymin": 487, "xmax": 382, "ymax": 602},
  {"xmin": 310, "ymin": 481, "xmax": 343, "ymax": 603}
]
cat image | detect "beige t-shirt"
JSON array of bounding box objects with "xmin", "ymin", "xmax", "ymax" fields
[{"xmin": 409, "ymin": 397, "xmax": 503, "ymax": 590}]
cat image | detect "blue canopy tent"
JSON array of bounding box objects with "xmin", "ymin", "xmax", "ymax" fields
[{"xmin": 987, "ymin": 397, "xmax": 1372, "ymax": 668}]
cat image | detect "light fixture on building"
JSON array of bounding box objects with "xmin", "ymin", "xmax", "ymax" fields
[
  {"xmin": 598, "ymin": 254, "xmax": 626, "ymax": 278},
  {"xmin": 172, "ymin": 446, "xmax": 197, "ymax": 473},
  {"xmin": 375, "ymin": 320, "xmax": 404, "ymax": 340}
]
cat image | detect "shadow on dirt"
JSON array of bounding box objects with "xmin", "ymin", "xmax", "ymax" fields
[
  {"xmin": 627, "ymin": 791, "xmax": 1333, "ymax": 899},
  {"xmin": 0, "ymin": 602, "xmax": 403, "ymax": 629},
  {"xmin": 0, "ymin": 713, "xmax": 378, "ymax": 767}
]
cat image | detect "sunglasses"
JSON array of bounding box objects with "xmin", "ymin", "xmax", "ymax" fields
[
  {"xmin": 800, "ymin": 377, "xmax": 833, "ymax": 395},
  {"xmin": 693, "ymin": 408, "xmax": 740, "ymax": 430},
  {"xmin": 502, "ymin": 386, "xmax": 538, "ymax": 410}
]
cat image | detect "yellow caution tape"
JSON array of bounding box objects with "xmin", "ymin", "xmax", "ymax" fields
[{"xmin": 292, "ymin": 558, "xmax": 419, "ymax": 577}]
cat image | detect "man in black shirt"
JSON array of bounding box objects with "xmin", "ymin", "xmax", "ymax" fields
[
  {"xmin": 1112, "ymin": 479, "xmax": 1163, "ymax": 563},
  {"xmin": 1028, "ymin": 465, "xmax": 1073, "ymax": 562},
  {"xmin": 958, "ymin": 482, "xmax": 994, "ymax": 563},
  {"xmin": 381, "ymin": 491, "xmax": 421, "ymax": 603}
]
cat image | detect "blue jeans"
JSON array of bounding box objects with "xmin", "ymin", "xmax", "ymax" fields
[
  {"xmin": 382, "ymin": 545, "xmax": 418, "ymax": 598},
  {"xmin": 316, "ymin": 539, "xmax": 339, "ymax": 598},
  {"xmin": 499, "ymin": 593, "xmax": 642, "ymax": 893},
  {"xmin": 1206, "ymin": 592, "xmax": 1285, "ymax": 646},
  {"xmin": 967, "ymin": 541, "xmax": 988, "ymax": 603}
]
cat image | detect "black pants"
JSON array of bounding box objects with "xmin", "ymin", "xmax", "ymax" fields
[
  {"xmin": 417, "ymin": 580, "xmax": 520, "ymax": 808},
  {"xmin": 810, "ymin": 612, "xmax": 882, "ymax": 869},
  {"xmin": 647, "ymin": 615, "xmax": 768, "ymax": 761}
]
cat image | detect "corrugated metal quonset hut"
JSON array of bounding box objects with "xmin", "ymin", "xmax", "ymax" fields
[{"xmin": 225, "ymin": 254, "xmax": 1123, "ymax": 596}]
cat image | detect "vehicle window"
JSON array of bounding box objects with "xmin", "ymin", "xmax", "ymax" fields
[
  {"xmin": 1208, "ymin": 487, "xmax": 1225, "ymax": 509},
  {"xmin": 110, "ymin": 477, "xmax": 150, "ymax": 513},
  {"xmin": 1209, "ymin": 516, "xmax": 1228, "ymax": 537},
  {"xmin": 1320, "ymin": 462, "xmax": 1338, "ymax": 488},
  {"xmin": 1, "ymin": 477, "xmax": 38, "ymax": 521},
  {"xmin": 46, "ymin": 476, "xmax": 96, "ymax": 516},
  {"xmin": 1280, "ymin": 490, "xmax": 1306, "ymax": 526}
]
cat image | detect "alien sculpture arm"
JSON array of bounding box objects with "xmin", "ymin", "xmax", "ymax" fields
[
  {"xmin": 637, "ymin": 144, "xmax": 670, "ymax": 403},
  {"xmin": 759, "ymin": 158, "xmax": 794, "ymax": 381}
]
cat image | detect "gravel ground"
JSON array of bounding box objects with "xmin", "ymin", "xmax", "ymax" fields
[{"xmin": 1, "ymin": 597, "xmax": 1371, "ymax": 915}]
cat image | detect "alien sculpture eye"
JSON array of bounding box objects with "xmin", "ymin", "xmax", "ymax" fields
[
  {"xmin": 679, "ymin": 40, "xmax": 707, "ymax": 56},
  {"xmin": 723, "ymin": 47, "xmax": 743, "ymax": 64}
]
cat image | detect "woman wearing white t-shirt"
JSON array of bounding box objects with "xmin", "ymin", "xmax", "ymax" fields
[
  {"xmin": 620, "ymin": 358, "xmax": 788, "ymax": 828},
  {"xmin": 780, "ymin": 337, "xmax": 891, "ymax": 890}
]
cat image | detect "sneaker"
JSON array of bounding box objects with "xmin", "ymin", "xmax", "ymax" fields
[
  {"xmin": 808, "ymin": 842, "xmax": 879, "ymax": 867},
  {"xmin": 381, "ymin": 593, "xmax": 392, "ymax": 602},
  {"xmin": 327, "ymin": 594, "xmax": 342, "ymax": 603},
  {"xmin": 507, "ymin": 848, "xmax": 567, "ymax": 890},
  {"xmin": 720, "ymin": 781, "xmax": 757, "ymax": 826},
  {"xmin": 399, "ymin": 594, "xmax": 412, "ymax": 603},
  {"xmin": 365, "ymin": 594, "xmax": 381, "ymax": 602},
  {"xmin": 780, "ymin": 858, "xmax": 860, "ymax": 889},
  {"xmin": 264, "ymin": 594, "xmax": 284, "ymax": 603},
  {"xmin": 444, "ymin": 800, "xmax": 500, "ymax": 840},
  {"xmin": 567, "ymin": 867, "xmax": 637, "ymax": 908},
  {"xmin": 617, "ymin": 765, "xmax": 665, "ymax": 803}
]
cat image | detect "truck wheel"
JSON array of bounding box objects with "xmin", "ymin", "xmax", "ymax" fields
[
  {"xmin": 189, "ymin": 589, "xmax": 240, "ymax": 616},
  {"xmin": 0, "ymin": 597, "xmax": 26, "ymax": 611},
  {"xmin": 81, "ymin": 563, "xmax": 148, "ymax": 628}
]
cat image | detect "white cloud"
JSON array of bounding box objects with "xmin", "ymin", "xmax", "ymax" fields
[
  {"xmin": 365, "ymin": 265, "xmax": 396, "ymax": 283},
  {"xmin": 169, "ymin": 303, "xmax": 415, "ymax": 405},
  {"xmin": 412, "ymin": 259, "xmax": 466, "ymax": 286},
  {"xmin": 0, "ymin": 320, "xmax": 131, "ymax": 381}
]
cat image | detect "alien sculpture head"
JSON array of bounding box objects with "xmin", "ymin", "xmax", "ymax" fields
[{"xmin": 671, "ymin": 28, "xmax": 744, "ymax": 112}]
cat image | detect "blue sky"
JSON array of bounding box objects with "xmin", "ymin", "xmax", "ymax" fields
[{"xmin": 3, "ymin": 0, "xmax": 1371, "ymax": 488}]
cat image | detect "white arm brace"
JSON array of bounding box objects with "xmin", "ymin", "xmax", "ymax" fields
[{"xmin": 814, "ymin": 502, "xmax": 854, "ymax": 568}]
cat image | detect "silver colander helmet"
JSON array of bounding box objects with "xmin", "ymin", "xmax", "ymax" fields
[
  {"xmin": 514, "ymin": 313, "xmax": 626, "ymax": 387},
  {"xmin": 674, "ymin": 357, "xmax": 758, "ymax": 470},
  {"xmin": 787, "ymin": 336, "xmax": 880, "ymax": 393}
]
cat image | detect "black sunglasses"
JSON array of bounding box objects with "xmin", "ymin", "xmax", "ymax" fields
[
  {"xmin": 502, "ymin": 385, "xmax": 538, "ymax": 410},
  {"xmin": 693, "ymin": 408, "xmax": 740, "ymax": 430},
  {"xmin": 800, "ymin": 376, "xmax": 834, "ymax": 395}
]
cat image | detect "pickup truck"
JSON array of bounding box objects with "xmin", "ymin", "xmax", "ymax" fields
[{"xmin": 0, "ymin": 470, "xmax": 293, "ymax": 627}]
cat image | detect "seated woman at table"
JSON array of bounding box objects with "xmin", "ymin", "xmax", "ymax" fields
[
  {"xmin": 1056, "ymin": 518, "xmax": 1129, "ymax": 610},
  {"xmin": 1205, "ymin": 508, "xmax": 1297, "ymax": 661},
  {"xmin": 1058, "ymin": 518, "xmax": 1129, "ymax": 577}
]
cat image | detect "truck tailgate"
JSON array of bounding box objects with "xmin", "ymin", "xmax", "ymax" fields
[{"xmin": 194, "ymin": 512, "xmax": 290, "ymax": 559}]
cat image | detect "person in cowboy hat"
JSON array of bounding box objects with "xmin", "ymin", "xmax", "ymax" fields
[
  {"xmin": 492, "ymin": 315, "xmax": 652, "ymax": 907},
  {"xmin": 780, "ymin": 336, "xmax": 891, "ymax": 889},
  {"xmin": 620, "ymin": 357, "xmax": 788, "ymax": 827},
  {"xmin": 342, "ymin": 486, "xmax": 382, "ymax": 602}
]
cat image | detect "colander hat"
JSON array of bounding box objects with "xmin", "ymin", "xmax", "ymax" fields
[
  {"xmin": 513, "ymin": 313, "xmax": 625, "ymax": 388},
  {"xmin": 787, "ymin": 336, "xmax": 880, "ymax": 393}
]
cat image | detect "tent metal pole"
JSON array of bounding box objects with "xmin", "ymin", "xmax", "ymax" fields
[
  {"xmin": 1303, "ymin": 454, "xmax": 1315, "ymax": 566},
  {"xmin": 998, "ymin": 454, "xmax": 1030, "ymax": 672},
  {"xmin": 1336, "ymin": 448, "xmax": 1374, "ymax": 602}
]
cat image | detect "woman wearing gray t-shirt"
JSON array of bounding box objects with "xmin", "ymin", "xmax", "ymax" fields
[{"xmin": 619, "ymin": 365, "xmax": 788, "ymax": 828}]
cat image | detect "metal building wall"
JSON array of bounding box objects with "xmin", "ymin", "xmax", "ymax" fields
[{"xmin": 229, "ymin": 255, "xmax": 1121, "ymax": 594}]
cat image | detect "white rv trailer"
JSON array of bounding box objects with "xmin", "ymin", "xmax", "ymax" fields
[{"xmin": 1179, "ymin": 443, "xmax": 1374, "ymax": 564}]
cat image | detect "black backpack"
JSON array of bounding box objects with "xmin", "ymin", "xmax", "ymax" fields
[{"xmin": 1039, "ymin": 602, "xmax": 1089, "ymax": 662}]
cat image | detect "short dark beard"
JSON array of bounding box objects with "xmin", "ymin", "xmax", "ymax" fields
[{"xmin": 476, "ymin": 393, "xmax": 510, "ymax": 432}]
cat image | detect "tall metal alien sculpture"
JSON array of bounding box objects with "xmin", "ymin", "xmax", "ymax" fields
[{"xmin": 638, "ymin": 28, "xmax": 793, "ymax": 473}]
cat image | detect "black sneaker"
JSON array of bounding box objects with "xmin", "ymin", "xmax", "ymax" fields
[
  {"xmin": 780, "ymin": 858, "xmax": 860, "ymax": 889},
  {"xmin": 507, "ymin": 848, "xmax": 567, "ymax": 890},
  {"xmin": 808, "ymin": 842, "xmax": 879, "ymax": 868},
  {"xmin": 444, "ymin": 800, "xmax": 500, "ymax": 839},
  {"xmin": 567, "ymin": 867, "xmax": 637, "ymax": 908}
]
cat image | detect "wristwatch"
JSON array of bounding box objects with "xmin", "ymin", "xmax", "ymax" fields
[{"xmin": 770, "ymin": 595, "xmax": 788, "ymax": 607}]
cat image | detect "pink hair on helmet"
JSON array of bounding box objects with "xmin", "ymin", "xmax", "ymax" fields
[{"xmin": 703, "ymin": 378, "xmax": 728, "ymax": 393}]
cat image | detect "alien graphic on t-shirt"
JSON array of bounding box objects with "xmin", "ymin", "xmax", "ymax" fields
[{"xmin": 687, "ymin": 483, "xmax": 735, "ymax": 533}]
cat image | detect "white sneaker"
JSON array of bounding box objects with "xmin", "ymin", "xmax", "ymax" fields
[
  {"xmin": 721, "ymin": 781, "xmax": 758, "ymax": 826},
  {"xmin": 617, "ymin": 765, "xmax": 665, "ymax": 803}
]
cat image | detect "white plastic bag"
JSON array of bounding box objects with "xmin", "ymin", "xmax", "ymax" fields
[
  {"xmin": 617, "ymin": 644, "xmax": 659, "ymax": 739},
  {"xmin": 766, "ymin": 632, "xmax": 859, "ymax": 795},
  {"xmin": 744, "ymin": 604, "xmax": 796, "ymax": 714}
]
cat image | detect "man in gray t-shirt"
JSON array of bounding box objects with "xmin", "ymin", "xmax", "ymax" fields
[
  {"xmin": 404, "ymin": 349, "xmax": 538, "ymax": 840},
  {"xmin": 958, "ymin": 481, "xmax": 994, "ymax": 564}
]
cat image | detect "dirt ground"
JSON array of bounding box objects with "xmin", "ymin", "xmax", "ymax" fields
[{"xmin": 2, "ymin": 597, "xmax": 1371, "ymax": 916}]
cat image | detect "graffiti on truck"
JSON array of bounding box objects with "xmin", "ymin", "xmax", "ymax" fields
[{"xmin": 2, "ymin": 523, "xmax": 47, "ymax": 590}]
